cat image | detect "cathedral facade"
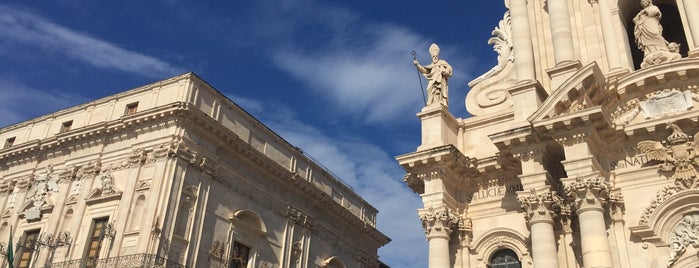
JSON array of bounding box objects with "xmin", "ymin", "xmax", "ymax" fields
[
  {"xmin": 398, "ymin": 0, "xmax": 699, "ymax": 267},
  {"xmin": 0, "ymin": 73, "xmax": 389, "ymax": 268}
]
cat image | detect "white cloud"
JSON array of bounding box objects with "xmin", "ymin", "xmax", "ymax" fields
[
  {"xmin": 0, "ymin": 79, "xmax": 88, "ymax": 127},
  {"xmin": 0, "ymin": 5, "xmax": 183, "ymax": 78},
  {"xmin": 228, "ymin": 95, "xmax": 428, "ymax": 267}
]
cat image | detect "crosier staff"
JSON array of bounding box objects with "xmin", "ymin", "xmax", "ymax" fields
[{"xmin": 411, "ymin": 50, "xmax": 427, "ymax": 106}]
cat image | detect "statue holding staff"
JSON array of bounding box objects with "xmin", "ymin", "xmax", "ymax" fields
[{"xmin": 413, "ymin": 43, "xmax": 453, "ymax": 107}]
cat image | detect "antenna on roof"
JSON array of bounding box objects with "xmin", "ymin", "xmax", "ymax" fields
[{"xmin": 411, "ymin": 50, "xmax": 427, "ymax": 106}]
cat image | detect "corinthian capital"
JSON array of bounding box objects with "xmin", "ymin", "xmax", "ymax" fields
[
  {"xmin": 565, "ymin": 176, "xmax": 610, "ymax": 212},
  {"xmin": 418, "ymin": 207, "xmax": 459, "ymax": 239},
  {"xmin": 518, "ymin": 189, "xmax": 562, "ymax": 225}
]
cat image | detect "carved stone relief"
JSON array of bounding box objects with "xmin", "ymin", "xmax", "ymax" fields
[
  {"xmin": 637, "ymin": 124, "xmax": 699, "ymax": 189},
  {"xmin": 24, "ymin": 165, "xmax": 60, "ymax": 221},
  {"xmin": 666, "ymin": 213, "xmax": 699, "ymax": 267},
  {"xmin": 611, "ymin": 89, "xmax": 696, "ymax": 127}
]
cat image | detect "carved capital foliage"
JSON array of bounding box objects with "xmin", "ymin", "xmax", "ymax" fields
[
  {"xmin": 418, "ymin": 207, "xmax": 461, "ymax": 239},
  {"xmin": 565, "ymin": 176, "xmax": 610, "ymax": 212},
  {"xmin": 285, "ymin": 206, "xmax": 315, "ymax": 230},
  {"xmin": 637, "ymin": 124, "xmax": 699, "ymax": 190},
  {"xmin": 518, "ymin": 189, "xmax": 562, "ymax": 224}
]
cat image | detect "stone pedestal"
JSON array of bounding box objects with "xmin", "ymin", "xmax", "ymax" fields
[{"xmin": 417, "ymin": 104, "xmax": 458, "ymax": 151}]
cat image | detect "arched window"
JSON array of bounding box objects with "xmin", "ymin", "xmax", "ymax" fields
[{"xmin": 489, "ymin": 249, "xmax": 521, "ymax": 268}]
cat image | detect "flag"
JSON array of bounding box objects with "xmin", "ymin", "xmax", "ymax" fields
[{"xmin": 6, "ymin": 225, "xmax": 12, "ymax": 268}]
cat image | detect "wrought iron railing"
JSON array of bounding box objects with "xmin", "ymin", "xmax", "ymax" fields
[{"xmin": 43, "ymin": 253, "xmax": 186, "ymax": 268}]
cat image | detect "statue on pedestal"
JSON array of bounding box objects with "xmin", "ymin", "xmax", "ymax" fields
[
  {"xmin": 633, "ymin": 0, "xmax": 682, "ymax": 68},
  {"xmin": 413, "ymin": 43, "xmax": 453, "ymax": 107}
]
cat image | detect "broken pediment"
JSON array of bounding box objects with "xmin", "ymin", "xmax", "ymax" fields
[{"xmin": 528, "ymin": 62, "xmax": 608, "ymax": 123}]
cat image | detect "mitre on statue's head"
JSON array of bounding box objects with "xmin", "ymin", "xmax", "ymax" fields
[{"xmin": 429, "ymin": 43, "xmax": 440, "ymax": 57}]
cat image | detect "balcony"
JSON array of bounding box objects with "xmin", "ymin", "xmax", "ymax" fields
[{"xmin": 43, "ymin": 254, "xmax": 186, "ymax": 268}]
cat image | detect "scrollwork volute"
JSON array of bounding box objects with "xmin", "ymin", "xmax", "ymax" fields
[
  {"xmin": 565, "ymin": 176, "xmax": 610, "ymax": 213},
  {"xmin": 518, "ymin": 189, "xmax": 562, "ymax": 224}
]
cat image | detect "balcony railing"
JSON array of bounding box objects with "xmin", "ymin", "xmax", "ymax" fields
[{"xmin": 43, "ymin": 254, "xmax": 186, "ymax": 268}]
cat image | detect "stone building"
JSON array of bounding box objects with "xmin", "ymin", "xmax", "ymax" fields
[
  {"xmin": 397, "ymin": 0, "xmax": 699, "ymax": 267},
  {"xmin": 0, "ymin": 73, "xmax": 389, "ymax": 268}
]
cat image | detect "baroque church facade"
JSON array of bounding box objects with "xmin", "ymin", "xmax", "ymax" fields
[
  {"xmin": 0, "ymin": 73, "xmax": 389, "ymax": 268},
  {"xmin": 398, "ymin": 0, "xmax": 699, "ymax": 267}
]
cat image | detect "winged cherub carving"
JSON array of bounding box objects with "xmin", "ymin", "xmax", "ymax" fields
[{"xmin": 637, "ymin": 124, "xmax": 699, "ymax": 189}]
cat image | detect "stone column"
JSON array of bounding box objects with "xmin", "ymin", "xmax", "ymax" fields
[
  {"xmin": 565, "ymin": 176, "xmax": 614, "ymax": 268},
  {"xmin": 684, "ymin": 0, "xmax": 699, "ymax": 55},
  {"xmin": 519, "ymin": 189, "xmax": 562, "ymax": 268},
  {"xmin": 419, "ymin": 207, "xmax": 459, "ymax": 268},
  {"xmin": 594, "ymin": 0, "xmax": 623, "ymax": 71},
  {"xmin": 509, "ymin": 0, "xmax": 536, "ymax": 82},
  {"xmin": 548, "ymin": 0, "xmax": 575, "ymax": 64}
]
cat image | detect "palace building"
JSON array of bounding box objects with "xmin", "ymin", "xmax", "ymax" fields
[
  {"xmin": 397, "ymin": 0, "xmax": 699, "ymax": 267},
  {"xmin": 0, "ymin": 73, "xmax": 389, "ymax": 268}
]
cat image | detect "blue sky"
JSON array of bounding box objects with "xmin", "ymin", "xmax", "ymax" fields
[{"xmin": 0, "ymin": 1, "xmax": 506, "ymax": 267}]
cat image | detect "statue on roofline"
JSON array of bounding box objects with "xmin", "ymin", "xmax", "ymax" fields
[{"xmin": 413, "ymin": 43, "xmax": 453, "ymax": 107}]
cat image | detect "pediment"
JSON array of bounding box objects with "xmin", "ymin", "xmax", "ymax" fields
[{"xmin": 528, "ymin": 62, "xmax": 607, "ymax": 123}]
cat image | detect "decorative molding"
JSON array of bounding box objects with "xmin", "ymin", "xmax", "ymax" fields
[{"xmin": 638, "ymin": 184, "xmax": 683, "ymax": 225}]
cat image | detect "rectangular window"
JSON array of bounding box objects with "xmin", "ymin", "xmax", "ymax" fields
[
  {"xmin": 125, "ymin": 102, "xmax": 139, "ymax": 115},
  {"xmin": 84, "ymin": 218, "xmax": 108, "ymax": 267},
  {"xmin": 229, "ymin": 242, "xmax": 250, "ymax": 268},
  {"xmin": 17, "ymin": 230, "xmax": 40, "ymax": 268},
  {"xmin": 60, "ymin": 120, "xmax": 73, "ymax": 133},
  {"xmin": 3, "ymin": 137, "xmax": 15, "ymax": 149}
]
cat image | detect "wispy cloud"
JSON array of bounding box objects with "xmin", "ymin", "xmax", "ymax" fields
[
  {"xmin": 229, "ymin": 95, "xmax": 428, "ymax": 267},
  {"xmin": 0, "ymin": 5, "xmax": 183, "ymax": 78},
  {"xmin": 0, "ymin": 78, "xmax": 88, "ymax": 127}
]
